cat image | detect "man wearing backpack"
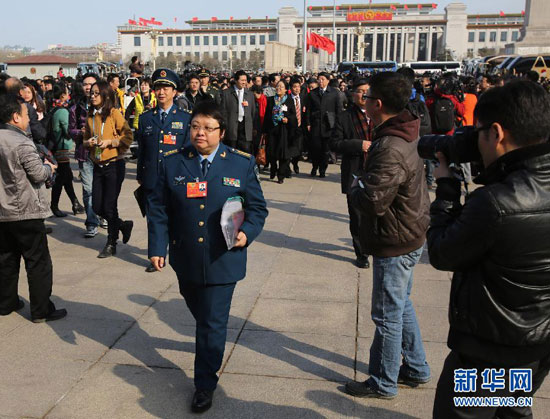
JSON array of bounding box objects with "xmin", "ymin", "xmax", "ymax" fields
[{"xmin": 426, "ymin": 76, "xmax": 465, "ymax": 136}]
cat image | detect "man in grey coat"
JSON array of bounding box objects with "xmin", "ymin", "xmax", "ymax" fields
[
  {"xmin": 0, "ymin": 94, "xmax": 67, "ymax": 323},
  {"xmin": 221, "ymin": 70, "xmax": 256, "ymax": 154}
]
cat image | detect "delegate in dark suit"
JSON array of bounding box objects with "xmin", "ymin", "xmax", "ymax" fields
[
  {"xmin": 262, "ymin": 94, "xmax": 299, "ymax": 182},
  {"xmin": 305, "ymin": 85, "xmax": 343, "ymax": 176},
  {"xmin": 220, "ymin": 85, "xmax": 255, "ymax": 154},
  {"xmin": 330, "ymin": 102, "xmax": 372, "ymax": 266},
  {"xmin": 147, "ymin": 143, "xmax": 268, "ymax": 393},
  {"xmin": 135, "ymin": 105, "xmax": 191, "ymax": 191}
]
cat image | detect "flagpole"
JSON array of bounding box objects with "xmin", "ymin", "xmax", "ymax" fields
[
  {"xmin": 332, "ymin": 0, "xmax": 336, "ymax": 69},
  {"xmin": 303, "ymin": 0, "xmax": 308, "ymax": 74}
]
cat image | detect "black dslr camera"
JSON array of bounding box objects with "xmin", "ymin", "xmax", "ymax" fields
[{"xmin": 417, "ymin": 126, "xmax": 481, "ymax": 164}]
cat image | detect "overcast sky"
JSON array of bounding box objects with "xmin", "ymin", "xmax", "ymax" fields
[{"xmin": 2, "ymin": 0, "xmax": 525, "ymax": 51}]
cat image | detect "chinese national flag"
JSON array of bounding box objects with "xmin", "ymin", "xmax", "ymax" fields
[
  {"xmin": 192, "ymin": 17, "xmax": 198, "ymax": 22},
  {"xmin": 390, "ymin": 5, "xmax": 397, "ymax": 11},
  {"xmin": 418, "ymin": 4, "xmax": 423, "ymax": 9},
  {"xmin": 128, "ymin": 19, "xmax": 137, "ymax": 25},
  {"xmin": 211, "ymin": 17, "xmax": 218, "ymax": 22},
  {"xmin": 308, "ymin": 32, "xmax": 335, "ymax": 55},
  {"xmin": 336, "ymin": 6, "xmax": 340, "ymax": 10},
  {"xmin": 521, "ymin": 10, "xmax": 525, "ymax": 16},
  {"xmin": 500, "ymin": 11, "xmax": 505, "ymax": 17},
  {"xmin": 404, "ymin": 5, "xmax": 409, "ymax": 11},
  {"xmin": 432, "ymin": 3, "xmax": 438, "ymax": 9}
]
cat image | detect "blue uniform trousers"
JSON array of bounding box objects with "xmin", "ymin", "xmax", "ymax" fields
[{"xmin": 178, "ymin": 280, "xmax": 236, "ymax": 391}]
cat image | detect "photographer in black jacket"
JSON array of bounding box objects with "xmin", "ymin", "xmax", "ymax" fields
[{"xmin": 429, "ymin": 80, "xmax": 550, "ymax": 418}]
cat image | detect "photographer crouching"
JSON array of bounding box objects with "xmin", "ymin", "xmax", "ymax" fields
[
  {"xmin": 0, "ymin": 94, "xmax": 67, "ymax": 323},
  {"xmin": 427, "ymin": 81, "xmax": 550, "ymax": 418}
]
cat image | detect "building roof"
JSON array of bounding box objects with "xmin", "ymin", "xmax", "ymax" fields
[{"xmin": 6, "ymin": 55, "xmax": 78, "ymax": 65}]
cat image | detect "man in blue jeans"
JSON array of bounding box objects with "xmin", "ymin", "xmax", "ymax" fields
[
  {"xmin": 69, "ymin": 73, "xmax": 102, "ymax": 237},
  {"xmin": 346, "ymin": 72, "xmax": 431, "ymax": 399}
]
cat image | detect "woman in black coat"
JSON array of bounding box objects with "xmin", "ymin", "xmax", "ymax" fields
[{"xmin": 262, "ymin": 80, "xmax": 298, "ymax": 184}]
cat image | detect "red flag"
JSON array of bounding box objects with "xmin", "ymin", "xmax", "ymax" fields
[
  {"xmin": 521, "ymin": 10, "xmax": 525, "ymax": 16},
  {"xmin": 174, "ymin": 17, "xmax": 177, "ymax": 23},
  {"xmin": 230, "ymin": 16, "xmax": 234, "ymax": 20},
  {"xmin": 211, "ymin": 17, "xmax": 218, "ymax": 22},
  {"xmin": 418, "ymin": 4, "xmax": 423, "ymax": 9},
  {"xmin": 248, "ymin": 16, "xmax": 251, "ymax": 20},
  {"xmin": 390, "ymin": 5, "xmax": 397, "ymax": 11},
  {"xmin": 404, "ymin": 5, "xmax": 409, "ymax": 11},
  {"xmin": 192, "ymin": 17, "xmax": 198, "ymax": 22},
  {"xmin": 128, "ymin": 19, "xmax": 137, "ymax": 25},
  {"xmin": 139, "ymin": 17, "xmax": 149, "ymax": 26},
  {"xmin": 432, "ymin": 3, "xmax": 437, "ymax": 9},
  {"xmin": 309, "ymin": 32, "xmax": 335, "ymax": 55},
  {"xmin": 500, "ymin": 11, "xmax": 505, "ymax": 17},
  {"xmin": 336, "ymin": 6, "xmax": 340, "ymax": 10},
  {"xmin": 309, "ymin": 6, "xmax": 313, "ymax": 11},
  {"xmin": 348, "ymin": 5, "xmax": 352, "ymax": 11},
  {"xmin": 322, "ymin": 6, "xmax": 325, "ymax": 11}
]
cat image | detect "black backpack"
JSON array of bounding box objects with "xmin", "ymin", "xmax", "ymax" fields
[
  {"xmin": 406, "ymin": 94, "xmax": 432, "ymax": 137},
  {"xmin": 40, "ymin": 107, "xmax": 62, "ymax": 152},
  {"xmin": 432, "ymin": 96, "xmax": 456, "ymax": 133}
]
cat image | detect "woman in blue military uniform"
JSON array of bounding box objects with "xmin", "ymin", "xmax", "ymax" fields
[{"xmin": 146, "ymin": 101, "xmax": 268, "ymax": 413}]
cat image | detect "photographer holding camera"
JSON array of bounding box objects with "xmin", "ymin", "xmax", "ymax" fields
[
  {"xmin": 0, "ymin": 94, "xmax": 67, "ymax": 323},
  {"xmin": 428, "ymin": 80, "xmax": 550, "ymax": 418}
]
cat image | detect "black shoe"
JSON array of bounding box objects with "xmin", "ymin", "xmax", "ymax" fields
[
  {"xmin": 277, "ymin": 178, "xmax": 284, "ymax": 184},
  {"xmin": 0, "ymin": 299, "xmax": 24, "ymax": 316},
  {"xmin": 293, "ymin": 164, "xmax": 300, "ymax": 174},
  {"xmin": 145, "ymin": 263, "xmax": 157, "ymax": 273},
  {"xmin": 51, "ymin": 206, "xmax": 67, "ymax": 217},
  {"xmin": 397, "ymin": 371, "xmax": 431, "ymax": 388},
  {"xmin": 345, "ymin": 380, "xmax": 396, "ymax": 399},
  {"xmin": 191, "ymin": 390, "xmax": 213, "ymax": 413},
  {"xmin": 285, "ymin": 174, "xmax": 292, "ymax": 179},
  {"xmin": 72, "ymin": 201, "xmax": 85, "ymax": 215},
  {"xmin": 310, "ymin": 168, "xmax": 317, "ymax": 177},
  {"xmin": 98, "ymin": 243, "xmax": 116, "ymax": 258},
  {"xmin": 120, "ymin": 220, "xmax": 134, "ymax": 244},
  {"xmin": 45, "ymin": 227, "xmax": 53, "ymax": 234},
  {"xmin": 355, "ymin": 256, "xmax": 370, "ymax": 269},
  {"xmin": 319, "ymin": 172, "xmax": 326, "ymax": 178},
  {"xmin": 269, "ymin": 170, "xmax": 276, "ymax": 180},
  {"xmin": 32, "ymin": 308, "xmax": 67, "ymax": 323}
]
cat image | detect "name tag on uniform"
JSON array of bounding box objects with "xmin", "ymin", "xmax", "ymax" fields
[
  {"xmin": 172, "ymin": 122, "xmax": 183, "ymax": 130},
  {"xmin": 187, "ymin": 181, "xmax": 207, "ymax": 198},
  {"xmin": 163, "ymin": 134, "xmax": 176, "ymax": 145},
  {"xmin": 223, "ymin": 177, "xmax": 241, "ymax": 188}
]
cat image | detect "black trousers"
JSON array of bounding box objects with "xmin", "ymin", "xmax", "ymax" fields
[
  {"xmin": 433, "ymin": 350, "xmax": 550, "ymax": 419},
  {"xmin": 51, "ymin": 161, "xmax": 77, "ymax": 209},
  {"xmin": 92, "ymin": 159, "xmax": 125, "ymax": 243},
  {"xmin": 227, "ymin": 120, "xmax": 253, "ymax": 154},
  {"xmin": 310, "ymin": 135, "xmax": 330, "ymax": 173},
  {"xmin": 346, "ymin": 194, "xmax": 368, "ymax": 259},
  {"xmin": 0, "ymin": 219, "xmax": 55, "ymax": 318},
  {"xmin": 270, "ymin": 157, "xmax": 291, "ymax": 181},
  {"xmin": 179, "ymin": 281, "xmax": 236, "ymax": 391}
]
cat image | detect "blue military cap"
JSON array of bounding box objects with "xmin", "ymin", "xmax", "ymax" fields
[{"xmin": 152, "ymin": 68, "xmax": 179, "ymax": 89}]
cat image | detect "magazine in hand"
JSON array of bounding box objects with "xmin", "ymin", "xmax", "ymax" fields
[{"xmin": 221, "ymin": 196, "xmax": 245, "ymax": 250}]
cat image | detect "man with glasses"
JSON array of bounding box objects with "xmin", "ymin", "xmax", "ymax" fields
[
  {"xmin": 136, "ymin": 68, "xmax": 191, "ymax": 273},
  {"xmin": 345, "ymin": 72, "xmax": 431, "ymax": 399},
  {"xmin": 329, "ymin": 77, "xmax": 372, "ymax": 269}
]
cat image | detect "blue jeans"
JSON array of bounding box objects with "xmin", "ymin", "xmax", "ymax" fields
[
  {"xmin": 78, "ymin": 159, "xmax": 98, "ymax": 228},
  {"xmin": 367, "ymin": 246, "xmax": 430, "ymax": 396}
]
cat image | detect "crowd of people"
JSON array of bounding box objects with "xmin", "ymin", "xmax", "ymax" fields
[{"xmin": 1, "ymin": 58, "xmax": 550, "ymax": 417}]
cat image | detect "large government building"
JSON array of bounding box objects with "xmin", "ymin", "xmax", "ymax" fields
[{"xmin": 118, "ymin": 2, "xmax": 524, "ymax": 69}]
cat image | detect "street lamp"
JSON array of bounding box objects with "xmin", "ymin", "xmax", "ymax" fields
[
  {"xmin": 355, "ymin": 22, "xmax": 366, "ymax": 62},
  {"xmin": 228, "ymin": 44, "xmax": 234, "ymax": 72},
  {"xmin": 145, "ymin": 28, "xmax": 163, "ymax": 71}
]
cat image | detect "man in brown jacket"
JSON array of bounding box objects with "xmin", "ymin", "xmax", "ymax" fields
[{"xmin": 345, "ymin": 72, "xmax": 431, "ymax": 399}]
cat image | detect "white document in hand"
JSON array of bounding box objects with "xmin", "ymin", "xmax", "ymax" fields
[{"xmin": 220, "ymin": 196, "xmax": 245, "ymax": 250}]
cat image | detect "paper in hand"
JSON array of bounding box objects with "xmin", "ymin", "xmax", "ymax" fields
[{"xmin": 220, "ymin": 196, "xmax": 245, "ymax": 250}]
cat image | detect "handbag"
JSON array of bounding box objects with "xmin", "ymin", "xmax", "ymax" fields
[{"xmin": 256, "ymin": 134, "xmax": 267, "ymax": 166}]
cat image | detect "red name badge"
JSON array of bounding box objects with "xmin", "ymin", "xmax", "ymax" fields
[
  {"xmin": 187, "ymin": 181, "xmax": 207, "ymax": 198},
  {"xmin": 163, "ymin": 134, "xmax": 176, "ymax": 145}
]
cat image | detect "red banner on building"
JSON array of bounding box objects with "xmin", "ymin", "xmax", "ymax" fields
[{"xmin": 346, "ymin": 11, "xmax": 393, "ymax": 22}]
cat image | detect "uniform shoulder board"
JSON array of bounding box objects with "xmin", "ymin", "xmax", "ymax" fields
[
  {"xmin": 229, "ymin": 148, "xmax": 252, "ymax": 159},
  {"xmin": 141, "ymin": 108, "xmax": 154, "ymax": 116},
  {"xmin": 177, "ymin": 106, "xmax": 192, "ymax": 114},
  {"xmin": 164, "ymin": 148, "xmax": 182, "ymax": 158}
]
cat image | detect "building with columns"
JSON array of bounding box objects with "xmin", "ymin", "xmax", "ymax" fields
[{"xmin": 118, "ymin": 2, "xmax": 525, "ymax": 69}]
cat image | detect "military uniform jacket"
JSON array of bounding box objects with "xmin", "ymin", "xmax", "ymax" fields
[
  {"xmin": 136, "ymin": 105, "xmax": 191, "ymax": 191},
  {"xmin": 147, "ymin": 143, "xmax": 268, "ymax": 286}
]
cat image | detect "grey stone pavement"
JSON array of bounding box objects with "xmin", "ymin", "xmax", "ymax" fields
[{"xmin": 2, "ymin": 160, "xmax": 549, "ymax": 419}]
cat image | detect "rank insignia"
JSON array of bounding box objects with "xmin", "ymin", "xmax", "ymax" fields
[
  {"xmin": 220, "ymin": 151, "xmax": 227, "ymax": 158},
  {"xmin": 172, "ymin": 122, "xmax": 183, "ymax": 129},
  {"xmin": 223, "ymin": 177, "xmax": 241, "ymax": 188},
  {"xmin": 173, "ymin": 176, "xmax": 186, "ymax": 185},
  {"xmin": 160, "ymin": 70, "xmax": 167, "ymax": 77},
  {"xmin": 188, "ymin": 152, "xmax": 195, "ymax": 158}
]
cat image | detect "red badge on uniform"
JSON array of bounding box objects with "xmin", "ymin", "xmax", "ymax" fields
[
  {"xmin": 187, "ymin": 182, "xmax": 207, "ymax": 198},
  {"xmin": 163, "ymin": 134, "xmax": 176, "ymax": 145}
]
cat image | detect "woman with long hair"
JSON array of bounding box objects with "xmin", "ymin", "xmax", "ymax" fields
[
  {"xmin": 50, "ymin": 82, "xmax": 85, "ymax": 217},
  {"xmin": 84, "ymin": 80, "xmax": 134, "ymax": 258},
  {"xmin": 21, "ymin": 82, "xmax": 46, "ymax": 120},
  {"xmin": 262, "ymin": 80, "xmax": 298, "ymax": 184}
]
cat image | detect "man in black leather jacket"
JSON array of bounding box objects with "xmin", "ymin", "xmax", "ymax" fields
[{"xmin": 429, "ymin": 80, "xmax": 550, "ymax": 419}]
